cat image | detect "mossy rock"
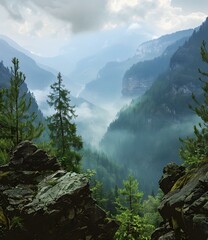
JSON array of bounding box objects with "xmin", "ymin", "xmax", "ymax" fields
[
  {"xmin": 171, "ymin": 170, "xmax": 196, "ymax": 191},
  {"xmin": 0, "ymin": 207, "xmax": 8, "ymax": 229},
  {"xmin": 0, "ymin": 171, "xmax": 11, "ymax": 181}
]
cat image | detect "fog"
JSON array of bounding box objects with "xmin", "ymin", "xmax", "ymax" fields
[
  {"xmin": 100, "ymin": 114, "xmax": 200, "ymax": 193},
  {"xmin": 32, "ymin": 86, "xmax": 131, "ymax": 148}
]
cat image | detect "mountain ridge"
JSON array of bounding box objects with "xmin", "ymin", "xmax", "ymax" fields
[{"xmin": 100, "ymin": 18, "xmax": 208, "ymax": 193}]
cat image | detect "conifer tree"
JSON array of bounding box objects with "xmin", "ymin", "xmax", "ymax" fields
[
  {"xmin": 180, "ymin": 41, "xmax": 208, "ymax": 167},
  {"xmin": 47, "ymin": 72, "xmax": 82, "ymax": 171},
  {"xmin": 0, "ymin": 58, "xmax": 44, "ymax": 162},
  {"xmin": 114, "ymin": 175, "xmax": 152, "ymax": 240}
]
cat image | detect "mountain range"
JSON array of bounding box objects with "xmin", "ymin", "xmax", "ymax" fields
[
  {"xmin": 0, "ymin": 18, "xmax": 207, "ymax": 195},
  {"xmin": 100, "ymin": 18, "xmax": 208, "ymax": 193},
  {"xmin": 79, "ymin": 29, "xmax": 193, "ymax": 106}
]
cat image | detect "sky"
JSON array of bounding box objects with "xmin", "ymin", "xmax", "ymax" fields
[{"xmin": 0, "ymin": 0, "xmax": 207, "ymax": 57}]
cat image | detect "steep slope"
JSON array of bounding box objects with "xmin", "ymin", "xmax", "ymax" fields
[
  {"xmin": 101, "ymin": 18, "xmax": 208, "ymax": 193},
  {"xmin": 152, "ymin": 162, "xmax": 208, "ymax": 240},
  {"xmin": 0, "ymin": 38, "xmax": 55, "ymax": 90},
  {"xmin": 80, "ymin": 29, "xmax": 193, "ymax": 105},
  {"xmin": 122, "ymin": 36, "xmax": 191, "ymax": 97},
  {"xmin": 135, "ymin": 29, "xmax": 195, "ymax": 59},
  {"xmin": 0, "ymin": 61, "xmax": 46, "ymax": 141}
]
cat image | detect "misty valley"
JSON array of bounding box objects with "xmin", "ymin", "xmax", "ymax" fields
[{"xmin": 0, "ymin": 12, "xmax": 208, "ymax": 240}]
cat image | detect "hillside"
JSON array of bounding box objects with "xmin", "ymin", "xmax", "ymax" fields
[
  {"xmin": 122, "ymin": 36, "xmax": 191, "ymax": 97},
  {"xmin": 0, "ymin": 38, "xmax": 55, "ymax": 90},
  {"xmin": 0, "ymin": 61, "xmax": 46, "ymax": 141},
  {"xmin": 101, "ymin": 18, "xmax": 208, "ymax": 194},
  {"xmin": 79, "ymin": 29, "xmax": 193, "ymax": 105}
]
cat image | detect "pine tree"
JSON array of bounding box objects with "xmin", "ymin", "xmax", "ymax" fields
[
  {"xmin": 114, "ymin": 175, "xmax": 151, "ymax": 240},
  {"xmin": 47, "ymin": 72, "xmax": 82, "ymax": 171},
  {"xmin": 0, "ymin": 58, "xmax": 44, "ymax": 162},
  {"xmin": 180, "ymin": 41, "xmax": 208, "ymax": 167}
]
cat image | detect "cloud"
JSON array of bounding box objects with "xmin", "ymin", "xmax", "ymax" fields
[
  {"xmin": 0, "ymin": 0, "xmax": 207, "ymax": 56},
  {"xmin": 31, "ymin": 0, "xmax": 109, "ymax": 33},
  {"xmin": 0, "ymin": 0, "xmax": 206, "ymax": 37},
  {"xmin": 0, "ymin": 0, "xmax": 25, "ymax": 21}
]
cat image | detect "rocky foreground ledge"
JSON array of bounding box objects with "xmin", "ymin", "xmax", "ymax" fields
[
  {"xmin": 0, "ymin": 141, "xmax": 118, "ymax": 240},
  {"xmin": 151, "ymin": 162, "xmax": 208, "ymax": 240}
]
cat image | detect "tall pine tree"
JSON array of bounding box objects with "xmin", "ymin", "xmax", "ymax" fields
[
  {"xmin": 47, "ymin": 72, "xmax": 82, "ymax": 171},
  {"xmin": 0, "ymin": 58, "xmax": 44, "ymax": 162}
]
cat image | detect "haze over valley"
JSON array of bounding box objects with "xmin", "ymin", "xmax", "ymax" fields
[{"xmin": 0, "ymin": 0, "xmax": 208, "ymax": 206}]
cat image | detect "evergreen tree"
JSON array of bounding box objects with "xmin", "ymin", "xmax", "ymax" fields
[
  {"xmin": 142, "ymin": 192, "xmax": 163, "ymax": 230},
  {"xmin": 0, "ymin": 58, "xmax": 43, "ymax": 162},
  {"xmin": 180, "ymin": 41, "xmax": 208, "ymax": 167},
  {"xmin": 114, "ymin": 175, "xmax": 152, "ymax": 240},
  {"xmin": 47, "ymin": 72, "xmax": 82, "ymax": 171}
]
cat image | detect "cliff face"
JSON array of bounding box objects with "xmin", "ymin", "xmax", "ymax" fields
[
  {"xmin": 0, "ymin": 141, "xmax": 118, "ymax": 240},
  {"xmin": 151, "ymin": 163, "xmax": 208, "ymax": 240}
]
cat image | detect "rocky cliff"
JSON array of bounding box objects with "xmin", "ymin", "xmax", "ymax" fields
[
  {"xmin": 0, "ymin": 141, "xmax": 118, "ymax": 240},
  {"xmin": 151, "ymin": 163, "xmax": 208, "ymax": 240}
]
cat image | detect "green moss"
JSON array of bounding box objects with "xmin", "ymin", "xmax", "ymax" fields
[
  {"xmin": 46, "ymin": 179, "xmax": 58, "ymax": 187},
  {"xmin": 0, "ymin": 208, "xmax": 8, "ymax": 228},
  {"xmin": 0, "ymin": 172, "xmax": 11, "ymax": 182},
  {"xmin": 171, "ymin": 171, "xmax": 196, "ymax": 191},
  {"xmin": 10, "ymin": 216, "xmax": 24, "ymax": 230},
  {"xmin": 171, "ymin": 216, "xmax": 179, "ymax": 230}
]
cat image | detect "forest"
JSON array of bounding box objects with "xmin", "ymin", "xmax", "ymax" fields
[
  {"xmin": 0, "ymin": 14, "xmax": 208, "ymax": 240},
  {"xmin": 0, "ymin": 36, "xmax": 208, "ymax": 239}
]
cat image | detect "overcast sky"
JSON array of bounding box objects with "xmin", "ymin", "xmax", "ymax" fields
[{"xmin": 0, "ymin": 0, "xmax": 207, "ymax": 56}]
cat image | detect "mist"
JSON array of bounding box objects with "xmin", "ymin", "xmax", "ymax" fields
[
  {"xmin": 32, "ymin": 86, "xmax": 131, "ymax": 148},
  {"xmin": 100, "ymin": 114, "xmax": 200, "ymax": 193}
]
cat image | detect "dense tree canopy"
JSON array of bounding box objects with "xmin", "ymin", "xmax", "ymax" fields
[{"xmin": 180, "ymin": 41, "xmax": 208, "ymax": 167}]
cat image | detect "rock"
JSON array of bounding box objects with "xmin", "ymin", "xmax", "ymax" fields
[
  {"xmin": 151, "ymin": 163, "xmax": 208, "ymax": 240},
  {"xmin": 159, "ymin": 163, "xmax": 185, "ymax": 194},
  {"xmin": 0, "ymin": 141, "xmax": 118, "ymax": 240}
]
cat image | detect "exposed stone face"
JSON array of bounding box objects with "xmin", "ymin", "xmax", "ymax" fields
[
  {"xmin": 151, "ymin": 163, "xmax": 208, "ymax": 240},
  {"xmin": 0, "ymin": 141, "xmax": 118, "ymax": 240},
  {"xmin": 159, "ymin": 163, "xmax": 185, "ymax": 194}
]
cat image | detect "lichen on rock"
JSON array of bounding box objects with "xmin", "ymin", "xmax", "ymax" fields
[
  {"xmin": 0, "ymin": 141, "xmax": 118, "ymax": 240},
  {"xmin": 151, "ymin": 163, "xmax": 208, "ymax": 240}
]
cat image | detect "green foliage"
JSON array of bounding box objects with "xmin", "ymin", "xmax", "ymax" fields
[
  {"xmin": 101, "ymin": 21, "xmax": 208, "ymax": 192},
  {"xmin": 142, "ymin": 192, "xmax": 163, "ymax": 229},
  {"xmin": 115, "ymin": 210, "xmax": 152, "ymax": 240},
  {"xmin": 180, "ymin": 41, "xmax": 208, "ymax": 167},
  {"xmin": 10, "ymin": 216, "xmax": 24, "ymax": 230},
  {"xmin": 47, "ymin": 72, "xmax": 83, "ymax": 172},
  {"xmin": 81, "ymin": 147, "xmax": 125, "ymax": 190},
  {"xmin": 0, "ymin": 58, "xmax": 44, "ymax": 161},
  {"xmin": 90, "ymin": 178, "xmax": 108, "ymax": 209},
  {"xmin": 114, "ymin": 175, "xmax": 153, "ymax": 240},
  {"xmin": 115, "ymin": 175, "xmax": 143, "ymax": 213}
]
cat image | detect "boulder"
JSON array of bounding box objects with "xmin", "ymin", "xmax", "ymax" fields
[
  {"xmin": 0, "ymin": 141, "xmax": 118, "ymax": 240},
  {"xmin": 151, "ymin": 163, "xmax": 208, "ymax": 240},
  {"xmin": 159, "ymin": 163, "xmax": 185, "ymax": 194}
]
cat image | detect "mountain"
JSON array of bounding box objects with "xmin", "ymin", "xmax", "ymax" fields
[
  {"xmin": 0, "ymin": 38, "xmax": 55, "ymax": 90},
  {"xmin": 100, "ymin": 18, "xmax": 208, "ymax": 194},
  {"xmin": 79, "ymin": 29, "xmax": 193, "ymax": 106},
  {"xmin": 135, "ymin": 29, "xmax": 196, "ymax": 59},
  {"xmin": 122, "ymin": 36, "xmax": 191, "ymax": 97}
]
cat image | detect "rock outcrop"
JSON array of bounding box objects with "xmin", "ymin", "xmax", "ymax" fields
[
  {"xmin": 0, "ymin": 141, "xmax": 118, "ymax": 240},
  {"xmin": 151, "ymin": 162, "xmax": 208, "ymax": 240}
]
